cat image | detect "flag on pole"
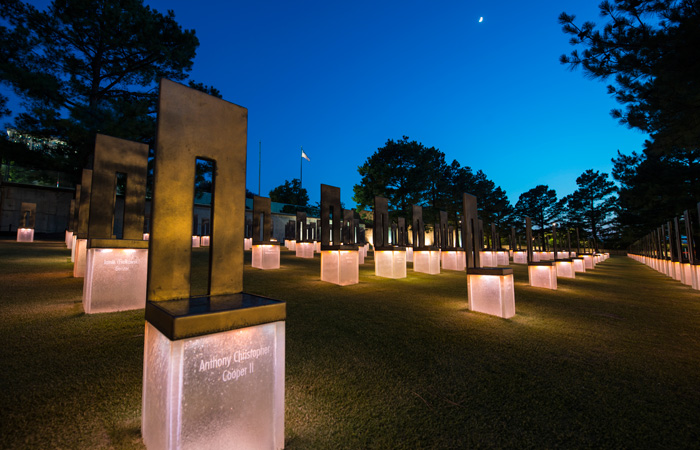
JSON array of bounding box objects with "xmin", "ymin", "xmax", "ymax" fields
[{"xmin": 301, "ymin": 148, "xmax": 310, "ymax": 161}]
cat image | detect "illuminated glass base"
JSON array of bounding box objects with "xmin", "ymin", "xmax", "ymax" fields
[
  {"xmin": 252, "ymin": 245, "xmax": 281, "ymax": 270},
  {"xmin": 71, "ymin": 235, "xmax": 78, "ymax": 262},
  {"xmin": 83, "ymin": 248, "xmax": 147, "ymax": 314},
  {"xmin": 413, "ymin": 250, "xmax": 440, "ymax": 275},
  {"xmin": 17, "ymin": 228, "xmax": 34, "ymax": 242},
  {"xmin": 531, "ymin": 252, "xmax": 541, "ymax": 262},
  {"xmin": 201, "ymin": 236, "xmax": 210, "ymax": 247},
  {"xmin": 73, "ymin": 238, "xmax": 88, "ymax": 278},
  {"xmin": 358, "ymin": 246, "xmax": 365, "ymax": 264},
  {"xmin": 692, "ymin": 265, "xmax": 700, "ymax": 290},
  {"xmin": 467, "ymin": 269, "xmax": 515, "ymax": 318},
  {"xmin": 143, "ymin": 233, "xmax": 150, "ymax": 241},
  {"xmin": 479, "ymin": 251, "xmax": 496, "ymax": 268},
  {"xmin": 375, "ymin": 250, "xmax": 407, "ymax": 278},
  {"xmin": 495, "ymin": 251, "xmax": 509, "ymax": 266},
  {"xmin": 441, "ymin": 250, "xmax": 465, "ymax": 271},
  {"xmin": 321, "ymin": 250, "xmax": 359, "ymax": 285},
  {"xmin": 406, "ymin": 247, "xmax": 413, "ymax": 263},
  {"xmin": 142, "ymin": 320, "xmax": 285, "ymax": 450},
  {"xmin": 512, "ymin": 251, "xmax": 527, "ymax": 264},
  {"xmin": 572, "ymin": 258, "xmax": 586, "ymax": 273},
  {"xmin": 244, "ymin": 238, "xmax": 252, "ymax": 251},
  {"xmin": 528, "ymin": 263, "xmax": 557, "ymax": 289},
  {"xmin": 557, "ymin": 252, "xmax": 569, "ymax": 259},
  {"xmin": 284, "ymin": 240, "xmax": 295, "ymax": 250},
  {"xmin": 581, "ymin": 254, "xmax": 594, "ymax": 270},
  {"xmin": 192, "ymin": 236, "xmax": 201, "ymax": 248},
  {"xmin": 295, "ymin": 242, "xmax": 314, "ymax": 258},
  {"xmin": 555, "ymin": 260, "xmax": 575, "ymax": 279},
  {"xmin": 65, "ymin": 230, "xmax": 74, "ymax": 248}
]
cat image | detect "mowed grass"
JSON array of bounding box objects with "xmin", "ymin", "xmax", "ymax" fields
[{"xmin": 1, "ymin": 240, "xmax": 699, "ymax": 449}]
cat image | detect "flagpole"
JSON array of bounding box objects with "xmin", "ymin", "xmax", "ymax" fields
[
  {"xmin": 300, "ymin": 146, "xmax": 303, "ymax": 189},
  {"xmin": 258, "ymin": 140, "xmax": 261, "ymax": 195}
]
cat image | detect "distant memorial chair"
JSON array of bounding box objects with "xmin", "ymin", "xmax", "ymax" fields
[
  {"xmin": 73, "ymin": 169, "xmax": 92, "ymax": 277},
  {"xmin": 440, "ymin": 210, "xmax": 466, "ymax": 271},
  {"xmin": 70, "ymin": 184, "xmax": 81, "ymax": 259},
  {"xmin": 251, "ymin": 195, "xmax": 281, "ymax": 270},
  {"xmin": 412, "ymin": 205, "xmax": 440, "ymax": 274},
  {"xmin": 527, "ymin": 217, "xmax": 557, "ymax": 289},
  {"xmin": 295, "ymin": 211, "xmax": 314, "ymax": 258},
  {"xmin": 65, "ymin": 198, "xmax": 75, "ymax": 248},
  {"xmin": 16, "ymin": 202, "xmax": 36, "ymax": 242},
  {"xmin": 141, "ymin": 80, "xmax": 285, "ymax": 450},
  {"xmin": 373, "ymin": 196, "xmax": 407, "ymax": 278},
  {"xmin": 552, "ymin": 223, "xmax": 575, "ymax": 279},
  {"xmin": 319, "ymin": 184, "xmax": 359, "ymax": 285},
  {"xmin": 512, "ymin": 226, "xmax": 527, "ymax": 264},
  {"xmin": 465, "ymin": 193, "xmax": 515, "ymax": 318},
  {"xmin": 83, "ymin": 134, "xmax": 149, "ymax": 314}
]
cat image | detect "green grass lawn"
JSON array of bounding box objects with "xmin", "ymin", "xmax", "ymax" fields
[{"xmin": 1, "ymin": 240, "xmax": 699, "ymax": 449}]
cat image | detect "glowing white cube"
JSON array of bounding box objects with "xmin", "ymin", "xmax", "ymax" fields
[
  {"xmin": 570, "ymin": 252, "xmax": 576, "ymax": 257},
  {"xmin": 143, "ymin": 233, "xmax": 150, "ymax": 241},
  {"xmin": 691, "ymin": 265, "xmax": 700, "ymax": 290},
  {"xmin": 66, "ymin": 230, "xmax": 74, "ymax": 248},
  {"xmin": 192, "ymin": 236, "xmax": 201, "ymax": 248},
  {"xmin": 16, "ymin": 228, "xmax": 34, "ymax": 242},
  {"xmin": 681, "ymin": 263, "xmax": 693, "ymax": 286},
  {"xmin": 582, "ymin": 254, "xmax": 594, "ymax": 269},
  {"xmin": 252, "ymin": 245, "xmax": 281, "ymax": 270},
  {"xmin": 314, "ymin": 241, "xmax": 320, "ymax": 253},
  {"xmin": 528, "ymin": 263, "xmax": 557, "ymax": 289},
  {"xmin": 467, "ymin": 268, "xmax": 515, "ymax": 319},
  {"xmin": 406, "ymin": 247, "xmax": 413, "ymax": 262},
  {"xmin": 295, "ymin": 242, "xmax": 314, "ymax": 258},
  {"xmin": 73, "ymin": 238, "xmax": 88, "ymax": 278},
  {"xmin": 358, "ymin": 247, "xmax": 365, "ymax": 264},
  {"xmin": 284, "ymin": 240, "xmax": 295, "ymax": 250},
  {"xmin": 413, "ymin": 250, "xmax": 440, "ymax": 275},
  {"xmin": 555, "ymin": 260, "xmax": 575, "ymax": 279},
  {"xmin": 441, "ymin": 250, "xmax": 466, "ymax": 271},
  {"xmin": 71, "ymin": 235, "xmax": 78, "ymax": 261},
  {"xmin": 557, "ymin": 252, "xmax": 569, "ymax": 259},
  {"xmin": 572, "ymin": 257, "xmax": 586, "ymax": 273},
  {"xmin": 244, "ymin": 238, "xmax": 252, "ymax": 251},
  {"xmin": 479, "ymin": 251, "xmax": 496, "ymax": 267},
  {"xmin": 512, "ymin": 251, "xmax": 527, "ymax": 264},
  {"xmin": 201, "ymin": 236, "xmax": 210, "ymax": 247},
  {"xmin": 375, "ymin": 250, "xmax": 407, "ymax": 278},
  {"xmin": 320, "ymin": 250, "xmax": 359, "ymax": 285},
  {"xmin": 83, "ymin": 248, "xmax": 148, "ymax": 314},
  {"xmin": 532, "ymin": 252, "xmax": 541, "ymax": 262},
  {"xmin": 672, "ymin": 261, "xmax": 682, "ymax": 282},
  {"xmin": 142, "ymin": 311, "xmax": 285, "ymax": 450},
  {"xmin": 495, "ymin": 251, "xmax": 509, "ymax": 266}
]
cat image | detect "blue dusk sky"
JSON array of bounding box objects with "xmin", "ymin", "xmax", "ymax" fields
[{"xmin": 4, "ymin": 0, "xmax": 649, "ymax": 208}]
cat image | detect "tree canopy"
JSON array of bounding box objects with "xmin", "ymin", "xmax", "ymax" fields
[
  {"xmin": 0, "ymin": 0, "xmax": 217, "ymax": 179},
  {"xmin": 269, "ymin": 178, "xmax": 309, "ymax": 207},
  {"xmin": 352, "ymin": 136, "xmax": 511, "ymax": 227}
]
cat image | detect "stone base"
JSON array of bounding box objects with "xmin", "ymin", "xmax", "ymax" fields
[
  {"xmin": 479, "ymin": 251, "xmax": 496, "ymax": 267},
  {"xmin": 17, "ymin": 228, "xmax": 34, "ymax": 242},
  {"xmin": 555, "ymin": 260, "xmax": 575, "ymax": 279},
  {"xmin": 142, "ymin": 294, "xmax": 285, "ymax": 450},
  {"xmin": 83, "ymin": 247, "xmax": 148, "ymax": 314},
  {"xmin": 572, "ymin": 257, "xmax": 586, "ymax": 273},
  {"xmin": 321, "ymin": 250, "xmax": 359, "ymax": 285},
  {"xmin": 71, "ymin": 235, "xmax": 78, "ymax": 262},
  {"xmin": 467, "ymin": 268, "xmax": 515, "ymax": 318},
  {"xmin": 375, "ymin": 250, "xmax": 407, "ymax": 278},
  {"xmin": 495, "ymin": 251, "xmax": 509, "ymax": 266},
  {"xmin": 413, "ymin": 250, "xmax": 440, "ymax": 275},
  {"xmin": 295, "ymin": 242, "xmax": 314, "ymax": 258},
  {"xmin": 252, "ymin": 244, "xmax": 281, "ymax": 270},
  {"xmin": 73, "ymin": 238, "xmax": 88, "ymax": 278},
  {"xmin": 441, "ymin": 250, "xmax": 466, "ymax": 271},
  {"xmin": 512, "ymin": 251, "xmax": 527, "ymax": 264},
  {"xmin": 528, "ymin": 262, "xmax": 557, "ymax": 289}
]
